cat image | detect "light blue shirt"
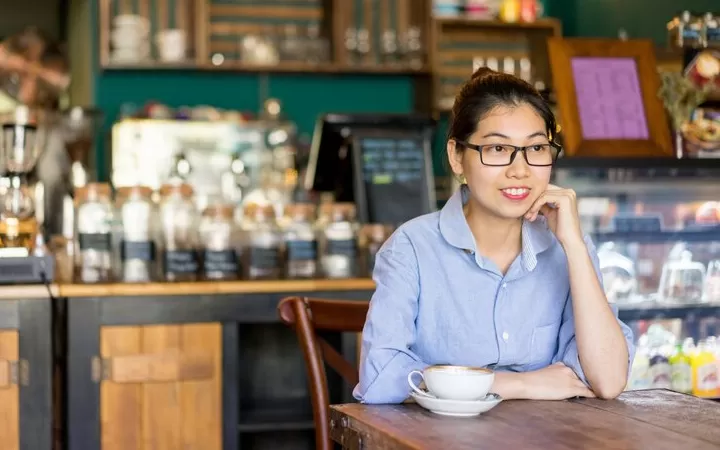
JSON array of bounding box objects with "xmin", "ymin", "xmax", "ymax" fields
[{"xmin": 353, "ymin": 185, "xmax": 635, "ymax": 404}]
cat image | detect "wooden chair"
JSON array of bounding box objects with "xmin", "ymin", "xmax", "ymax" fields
[{"xmin": 278, "ymin": 296, "xmax": 369, "ymax": 450}]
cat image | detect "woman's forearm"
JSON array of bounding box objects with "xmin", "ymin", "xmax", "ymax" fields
[
  {"xmin": 563, "ymin": 238, "xmax": 629, "ymax": 399},
  {"xmin": 490, "ymin": 364, "xmax": 595, "ymax": 400}
]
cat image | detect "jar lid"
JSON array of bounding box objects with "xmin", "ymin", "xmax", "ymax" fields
[
  {"xmin": 203, "ymin": 203, "xmax": 235, "ymax": 219},
  {"xmin": 320, "ymin": 202, "xmax": 356, "ymax": 220},
  {"xmin": 284, "ymin": 203, "xmax": 316, "ymax": 219},
  {"xmin": 75, "ymin": 182, "xmax": 112, "ymax": 204},
  {"xmin": 244, "ymin": 202, "xmax": 276, "ymax": 220},
  {"xmin": 361, "ymin": 224, "xmax": 392, "ymax": 242},
  {"xmin": 116, "ymin": 185, "xmax": 153, "ymax": 199},
  {"xmin": 159, "ymin": 183, "xmax": 193, "ymax": 198}
]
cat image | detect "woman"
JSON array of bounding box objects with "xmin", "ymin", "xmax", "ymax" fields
[{"xmin": 354, "ymin": 68, "xmax": 635, "ymax": 404}]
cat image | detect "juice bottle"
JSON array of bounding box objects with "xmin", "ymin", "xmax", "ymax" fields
[
  {"xmin": 692, "ymin": 340, "xmax": 718, "ymax": 397},
  {"xmin": 669, "ymin": 341, "xmax": 692, "ymax": 393},
  {"xmin": 627, "ymin": 343, "xmax": 650, "ymax": 391},
  {"xmin": 649, "ymin": 345, "xmax": 672, "ymax": 389}
]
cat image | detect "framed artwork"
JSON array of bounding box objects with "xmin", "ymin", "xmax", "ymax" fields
[{"xmin": 547, "ymin": 38, "xmax": 673, "ymax": 158}]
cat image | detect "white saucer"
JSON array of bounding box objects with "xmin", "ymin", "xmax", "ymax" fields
[{"xmin": 410, "ymin": 392, "xmax": 503, "ymax": 417}]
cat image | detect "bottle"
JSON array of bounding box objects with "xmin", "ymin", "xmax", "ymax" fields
[
  {"xmin": 692, "ymin": 339, "xmax": 718, "ymax": 397},
  {"xmin": 649, "ymin": 345, "xmax": 672, "ymax": 389},
  {"xmin": 627, "ymin": 341, "xmax": 651, "ymax": 391},
  {"xmin": 669, "ymin": 340, "xmax": 693, "ymax": 394}
]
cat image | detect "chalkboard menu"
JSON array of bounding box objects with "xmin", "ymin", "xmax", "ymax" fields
[
  {"xmin": 305, "ymin": 113, "xmax": 437, "ymax": 225},
  {"xmin": 352, "ymin": 132, "xmax": 435, "ymax": 226}
]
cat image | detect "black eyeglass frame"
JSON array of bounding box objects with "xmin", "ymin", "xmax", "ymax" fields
[{"xmin": 453, "ymin": 139, "xmax": 562, "ymax": 167}]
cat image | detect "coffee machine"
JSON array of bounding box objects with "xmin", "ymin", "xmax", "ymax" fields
[{"xmin": 0, "ymin": 105, "xmax": 55, "ymax": 283}]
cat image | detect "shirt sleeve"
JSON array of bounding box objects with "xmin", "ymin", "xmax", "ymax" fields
[
  {"xmin": 352, "ymin": 231, "xmax": 430, "ymax": 404},
  {"xmin": 553, "ymin": 234, "xmax": 636, "ymax": 386}
]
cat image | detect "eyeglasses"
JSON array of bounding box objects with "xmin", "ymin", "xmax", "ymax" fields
[{"xmin": 454, "ymin": 140, "xmax": 561, "ymax": 167}]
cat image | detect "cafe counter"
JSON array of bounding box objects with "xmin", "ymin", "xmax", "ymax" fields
[{"xmin": 56, "ymin": 278, "xmax": 375, "ymax": 450}]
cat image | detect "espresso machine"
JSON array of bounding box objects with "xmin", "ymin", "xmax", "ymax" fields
[{"xmin": 0, "ymin": 105, "xmax": 55, "ymax": 283}]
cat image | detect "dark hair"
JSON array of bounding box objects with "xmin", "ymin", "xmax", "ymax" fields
[{"xmin": 447, "ymin": 67, "xmax": 557, "ymax": 149}]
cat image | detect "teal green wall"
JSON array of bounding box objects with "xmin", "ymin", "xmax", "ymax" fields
[
  {"xmin": 91, "ymin": 0, "xmax": 717, "ymax": 180},
  {"xmin": 95, "ymin": 71, "xmax": 417, "ymax": 178}
]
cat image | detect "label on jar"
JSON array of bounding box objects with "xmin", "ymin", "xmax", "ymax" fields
[
  {"xmin": 121, "ymin": 240, "xmax": 155, "ymax": 261},
  {"xmin": 78, "ymin": 233, "xmax": 112, "ymax": 251},
  {"xmin": 163, "ymin": 250, "xmax": 199, "ymax": 275},
  {"xmin": 250, "ymin": 246, "xmax": 281, "ymax": 270},
  {"xmin": 287, "ymin": 240, "xmax": 317, "ymax": 261},
  {"xmin": 203, "ymin": 250, "xmax": 239, "ymax": 275},
  {"xmin": 327, "ymin": 239, "xmax": 356, "ymax": 257}
]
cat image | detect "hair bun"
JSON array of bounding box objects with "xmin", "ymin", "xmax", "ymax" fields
[{"xmin": 470, "ymin": 67, "xmax": 496, "ymax": 82}]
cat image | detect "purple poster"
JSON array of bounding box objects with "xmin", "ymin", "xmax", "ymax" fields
[{"xmin": 571, "ymin": 57, "xmax": 649, "ymax": 140}]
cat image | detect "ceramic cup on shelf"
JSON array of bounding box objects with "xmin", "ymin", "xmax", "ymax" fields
[
  {"xmin": 156, "ymin": 29, "xmax": 187, "ymax": 62},
  {"xmin": 407, "ymin": 365, "xmax": 495, "ymax": 401}
]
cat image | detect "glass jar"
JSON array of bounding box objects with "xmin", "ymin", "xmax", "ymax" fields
[
  {"xmin": 360, "ymin": 224, "xmax": 393, "ymax": 277},
  {"xmin": 243, "ymin": 203, "xmax": 283, "ymax": 279},
  {"xmin": 74, "ymin": 182, "xmax": 113, "ymax": 282},
  {"xmin": 319, "ymin": 202, "xmax": 359, "ymax": 278},
  {"xmin": 115, "ymin": 186, "xmax": 157, "ymax": 283},
  {"xmin": 283, "ymin": 203, "xmax": 317, "ymax": 279},
  {"xmin": 199, "ymin": 204, "xmax": 239, "ymax": 280},
  {"xmin": 159, "ymin": 183, "xmax": 199, "ymax": 282}
]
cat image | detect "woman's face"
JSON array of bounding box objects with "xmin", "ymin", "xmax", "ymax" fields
[{"xmin": 447, "ymin": 103, "xmax": 552, "ymax": 220}]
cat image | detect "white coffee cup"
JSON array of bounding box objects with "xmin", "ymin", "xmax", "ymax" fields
[{"xmin": 408, "ymin": 365, "xmax": 494, "ymax": 401}]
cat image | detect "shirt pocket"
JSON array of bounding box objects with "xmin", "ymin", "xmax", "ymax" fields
[{"xmin": 528, "ymin": 321, "xmax": 561, "ymax": 368}]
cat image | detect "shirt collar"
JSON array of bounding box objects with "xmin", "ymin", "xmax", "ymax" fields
[{"xmin": 438, "ymin": 184, "xmax": 555, "ymax": 272}]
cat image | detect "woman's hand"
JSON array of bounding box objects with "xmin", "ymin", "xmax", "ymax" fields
[
  {"xmin": 491, "ymin": 363, "xmax": 596, "ymax": 400},
  {"xmin": 520, "ymin": 363, "xmax": 596, "ymax": 400},
  {"xmin": 525, "ymin": 184, "xmax": 584, "ymax": 248}
]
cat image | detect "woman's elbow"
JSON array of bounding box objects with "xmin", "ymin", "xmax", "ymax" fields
[{"xmin": 592, "ymin": 377, "xmax": 627, "ymax": 400}]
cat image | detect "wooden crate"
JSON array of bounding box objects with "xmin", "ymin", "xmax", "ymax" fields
[
  {"xmin": 430, "ymin": 17, "xmax": 561, "ymax": 110},
  {"xmin": 99, "ymin": 0, "xmax": 202, "ymax": 68}
]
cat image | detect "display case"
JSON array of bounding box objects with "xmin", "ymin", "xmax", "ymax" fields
[
  {"xmin": 554, "ymin": 158, "xmax": 720, "ymax": 325},
  {"xmin": 554, "ymin": 157, "xmax": 720, "ymax": 396}
]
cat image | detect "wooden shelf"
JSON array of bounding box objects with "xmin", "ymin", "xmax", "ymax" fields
[
  {"xmin": 436, "ymin": 17, "xmax": 561, "ymax": 32},
  {"xmin": 238, "ymin": 403, "xmax": 315, "ymax": 433},
  {"xmin": 100, "ymin": 60, "xmax": 431, "ymax": 75}
]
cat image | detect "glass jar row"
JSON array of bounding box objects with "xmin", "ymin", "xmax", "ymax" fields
[{"xmin": 70, "ymin": 182, "xmax": 394, "ymax": 283}]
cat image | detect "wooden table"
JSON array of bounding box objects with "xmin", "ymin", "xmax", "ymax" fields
[{"xmin": 329, "ymin": 390, "xmax": 720, "ymax": 449}]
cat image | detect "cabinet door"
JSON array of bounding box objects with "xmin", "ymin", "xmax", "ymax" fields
[
  {"xmin": 99, "ymin": 323, "xmax": 221, "ymax": 450},
  {"xmin": 0, "ymin": 330, "xmax": 18, "ymax": 450}
]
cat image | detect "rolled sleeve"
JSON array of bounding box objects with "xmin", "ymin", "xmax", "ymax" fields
[
  {"xmin": 553, "ymin": 235, "xmax": 636, "ymax": 386},
  {"xmin": 352, "ymin": 232, "xmax": 429, "ymax": 404}
]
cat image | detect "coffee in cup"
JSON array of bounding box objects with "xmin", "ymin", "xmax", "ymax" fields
[{"xmin": 408, "ymin": 365, "xmax": 494, "ymax": 401}]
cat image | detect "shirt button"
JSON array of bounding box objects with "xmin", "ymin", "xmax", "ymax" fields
[
  {"xmin": 502, "ymin": 332, "xmax": 509, "ymax": 341},
  {"xmin": 502, "ymin": 283, "xmax": 507, "ymax": 288}
]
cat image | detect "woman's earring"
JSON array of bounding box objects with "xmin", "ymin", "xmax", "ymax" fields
[{"xmin": 457, "ymin": 173, "xmax": 467, "ymax": 184}]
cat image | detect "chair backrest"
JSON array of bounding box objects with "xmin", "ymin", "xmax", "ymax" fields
[{"xmin": 278, "ymin": 296, "xmax": 369, "ymax": 450}]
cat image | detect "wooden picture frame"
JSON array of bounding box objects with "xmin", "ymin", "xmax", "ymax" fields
[{"xmin": 547, "ymin": 38, "xmax": 673, "ymax": 158}]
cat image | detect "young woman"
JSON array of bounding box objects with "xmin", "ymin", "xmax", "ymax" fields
[{"xmin": 353, "ymin": 68, "xmax": 635, "ymax": 404}]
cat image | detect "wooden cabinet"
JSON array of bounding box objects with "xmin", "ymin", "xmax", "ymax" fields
[
  {"xmin": 0, "ymin": 292, "xmax": 53, "ymax": 450},
  {"xmin": 98, "ymin": 324, "xmax": 222, "ymax": 450},
  {"xmin": 0, "ymin": 330, "xmax": 19, "ymax": 450}
]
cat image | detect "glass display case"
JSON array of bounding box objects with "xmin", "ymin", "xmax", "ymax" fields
[{"xmin": 553, "ymin": 157, "xmax": 720, "ymax": 395}]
